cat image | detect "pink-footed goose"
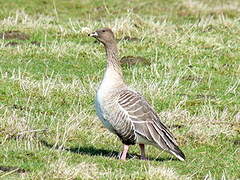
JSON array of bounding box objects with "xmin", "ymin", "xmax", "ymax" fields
[{"xmin": 88, "ymin": 28, "xmax": 185, "ymax": 161}]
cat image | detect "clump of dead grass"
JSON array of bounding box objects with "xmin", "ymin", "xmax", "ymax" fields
[
  {"xmin": 178, "ymin": 0, "xmax": 240, "ymax": 17},
  {"xmin": 159, "ymin": 107, "xmax": 237, "ymax": 144},
  {"xmin": 0, "ymin": 108, "xmax": 45, "ymax": 151},
  {"xmin": 0, "ymin": 109, "xmax": 32, "ymax": 139},
  {"xmin": 50, "ymin": 110, "xmax": 88, "ymax": 149},
  {"xmin": 1, "ymin": 69, "xmax": 96, "ymax": 98},
  {"xmin": 39, "ymin": 158, "xmax": 101, "ymax": 179},
  {"xmin": 0, "ymin": 10, "xmax": 57, "ymax": 30},
  {"xmin": 204, "ymin": 171, "xmax": 228, "ymax": 180},
  {"xmin": 146, "ymin": 165, "xmax": 188, "ymax": 180}
]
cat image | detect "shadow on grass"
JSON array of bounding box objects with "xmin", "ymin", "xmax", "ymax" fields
[{"xmin": 40, "ymin": 139, "xmax": 176, "ymax": 162}]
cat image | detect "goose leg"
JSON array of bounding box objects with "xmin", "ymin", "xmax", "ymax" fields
[
  {"xmin": 120, "ymin": 144, "xmax": 129, "ymax": 160},
  {"xmin": 139, "ymin": 144, "xmax": 147, "ymax": 160}
]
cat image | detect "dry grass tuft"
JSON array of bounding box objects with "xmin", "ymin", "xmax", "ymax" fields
[
  {"xmin": 40, "ymin": 158, "xmax": 101, "ymax": 179},
  {"xmin": 187, "ymin": 107, "xmax": 236, "ymax": 140},
  {"xmin": 178, "ymin": 0, "xmax": 240, "ymax": 17},
  {"xmin": 204, "ymin": 171, "xmax": 228, "ymax": 180},
  {"xmin": 0, "ymin": 108, "xmax": 45, "ymax": 150},
  {"xmin": 1, "ymin": 69, "xmax": 96, "ymax": 98},
  {"xmin": 159, "ymin": 107, "xmax": 237, "ymax": 144},
  {"xmin": 0, "ymin": 10, "xmax": 56, "ymax": 29},
  {"xmin": 146, "ymin": 165, "xmax": 188, "ymax": 180},
  {"xmin": 51, "ymin": 110, "xmax": 89, "ymax": 149},
  {"xmin": 0, "ymin": 110, "xmax": 33, "ymax": 140}
]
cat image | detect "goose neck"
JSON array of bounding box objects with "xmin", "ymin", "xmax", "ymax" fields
[
  {"xmin": 105, "ymin": 43, "xmax": 121, "ymax": 71},
  {"xmin": 102, "ymin": 42, "xmax": 125, "ymax": 87}
]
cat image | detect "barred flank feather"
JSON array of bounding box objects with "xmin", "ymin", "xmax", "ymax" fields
[{"xmin": 117, "ymin": 90, "xmax": 185, "ymax": 161}]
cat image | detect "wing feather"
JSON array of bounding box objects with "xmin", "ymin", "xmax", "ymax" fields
[{"xmin": 116, "ymin": 89, "xmax": 180, "ymax": 151}]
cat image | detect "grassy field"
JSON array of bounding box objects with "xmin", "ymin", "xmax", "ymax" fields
[{"xmin": 0, "ymin": 0, "xmax": 240, "ymax": 179}]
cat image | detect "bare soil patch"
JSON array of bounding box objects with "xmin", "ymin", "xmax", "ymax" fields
[
  {"xmin": 0, "ymin": 31, "xmax": 30, "ymax": 40},
  {"xmin": 120, "ymin": 56, "xmax": 151, "ymax": 66},
  {"xmin": 0, "ymin": 166, "xmax": 27, "ymax": 173}
]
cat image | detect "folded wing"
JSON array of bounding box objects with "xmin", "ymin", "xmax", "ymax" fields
[{"xmin": 111, "ymin": 89, "xmax": 185, "ymax": 160}]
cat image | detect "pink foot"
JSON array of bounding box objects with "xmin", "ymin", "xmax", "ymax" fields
[{"xmin": 119, "ymin": 145, "xmax": 129, "ymax": 160}]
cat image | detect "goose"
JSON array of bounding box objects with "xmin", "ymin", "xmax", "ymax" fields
[{"xmin": 88, "ymin": 28, "xmax": 185, "ymax": 161}]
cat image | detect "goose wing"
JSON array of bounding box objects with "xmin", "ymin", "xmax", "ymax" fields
[{"xmin": 114, "ymin": 89, "xmax": 184, "ymax": 159}]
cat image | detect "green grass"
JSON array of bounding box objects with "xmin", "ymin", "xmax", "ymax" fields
[{"xmin": 0, "ymin": 0, "xmax": 240, "ymax": 179}]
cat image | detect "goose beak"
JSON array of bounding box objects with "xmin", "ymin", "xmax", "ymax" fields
[{"xmin": 88, "ymin": 31, "xmax": 98, "ymax": 37}]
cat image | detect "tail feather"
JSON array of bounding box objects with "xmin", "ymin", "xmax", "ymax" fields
[
  {"xmin": 144, "ymin": 122, "xmax": 186, "ymax": 161},
  {"xmin": 170, "ymin": 146, "xmax": 185, "ymax": 161},
  {"xmin": 151, "ymin": 124, "xmax": 186, "ymax": 161}
]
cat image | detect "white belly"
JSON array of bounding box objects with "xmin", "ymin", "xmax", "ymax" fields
[
  {"xmin": 95, "ymin": 93, "xmax": 116, "ymax": 133},
  {"xmin": 95, "ymin": 67, "xmax": 125, "ymax": 134}
]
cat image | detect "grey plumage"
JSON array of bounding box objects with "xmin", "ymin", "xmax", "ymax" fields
[{"xmin": 89, "ymin": 28, "xmax": 185, "ymax": 161}]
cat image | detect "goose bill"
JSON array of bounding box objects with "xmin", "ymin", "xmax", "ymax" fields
[{"xmin": 88, "ymin": 31, "xmax": 98, "ymax": 37}]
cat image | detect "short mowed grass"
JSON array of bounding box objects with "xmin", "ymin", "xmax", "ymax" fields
[{"xmin": 0, "ymin": 0, "xmax": 240, "ymax": 179}]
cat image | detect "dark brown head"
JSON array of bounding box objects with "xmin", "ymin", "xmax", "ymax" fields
[{"xmin": 88, "ymin": 28, "xmax": 116, "ymax": 46}]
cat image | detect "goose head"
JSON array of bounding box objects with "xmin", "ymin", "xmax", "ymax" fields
[{"xmin": 88, "ymin": 28, "xmax": 116, "ymax": 46}]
